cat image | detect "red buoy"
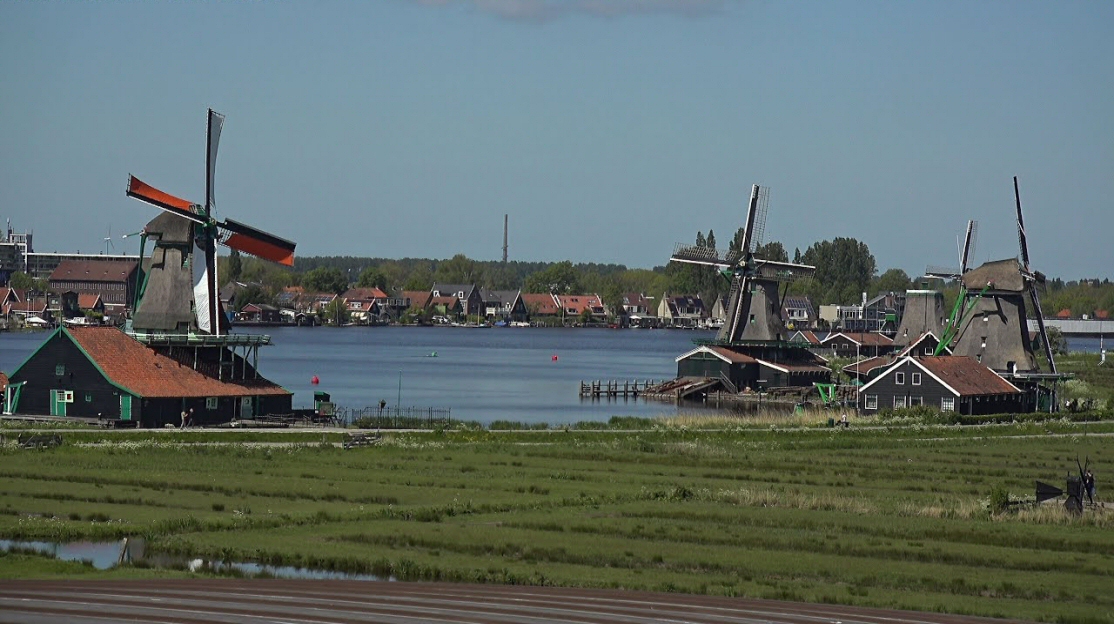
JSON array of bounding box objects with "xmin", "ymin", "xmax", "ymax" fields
[
  {"xmin": 311, "ymin": 375, "xmax": 320, "ymax": 384},
  {"xmin": 552, "ymin": 355, "xmax": 558, "ymax": 362}
]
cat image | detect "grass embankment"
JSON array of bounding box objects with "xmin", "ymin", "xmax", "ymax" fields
[{"xmin": 1, "ymin": 423, "xmax": 1112, "ymax": 623}]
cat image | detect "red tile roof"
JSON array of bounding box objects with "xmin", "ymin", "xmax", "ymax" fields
[
  {"xmin": 555, "ymin": 294, "xmax": 603, "ymax": 315},
  {"xmin": 912, "ymin": 356, "xmax": 1020, "ymax": 396},
  {"xmin": 402, "ymin": 291, "xmax": 431, "ymax": 309},
  {"xmin": 342, "ymin": 287, "xmax": 388, "ymax": 301},
  {"xmin": 708, "ymin": 346, "xmax": 758, "ymax": 364},
  {"xmin": 50, "ymin": 260, "xmax": 137, "ymax": 283},
  {"xmin": 66, "ymin": 326, "xmax": 290, "ymax": 399},
  {"xmin": 77, "ymin": 293, "xmax": 103, "ymax": 309},
  {"xmin": 842, "ymin": 355, "xmax": 894, "ymax": 376},
  {"xmin": 522, "ymin": 293, "xmax": 560, "ymax": 315}
]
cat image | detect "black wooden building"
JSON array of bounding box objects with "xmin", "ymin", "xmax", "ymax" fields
[
  {"xmin": 858, "ymin": 355, "xmax": 1027, "ymax": 415},
  {"xmin": 676, "ymin": 345, "xmax": 830, "ymax": 392},
  {"xmin": 4, "ymin": 326, "xmax": 292, "ymax": 427}
]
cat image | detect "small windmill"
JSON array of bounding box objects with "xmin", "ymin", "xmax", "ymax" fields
[
  {"xmin": 125, "ymin": 109, "xmax": 296, "ymax": 336},
  {"xmin": 103, "ymin": 226, "xmax": 116, "ymax": 255},
  {"xmin": 949, "ymin": 177, "xmax": 1054, "ymax": 374},
  {"xmin": 670, "ymin": 185, "xmax": 813, "ymax": 344}
]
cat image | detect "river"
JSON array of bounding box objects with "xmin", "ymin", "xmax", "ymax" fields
[{"xmin": 1, "ymin": 327, "xmax": 1106, "ymax": 425}]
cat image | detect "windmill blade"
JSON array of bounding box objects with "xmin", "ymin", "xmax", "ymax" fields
[
  {"xmin": 670, "ymin": 243, "xmax": 734, "ymax": 269},
  {"xmin": 205, "ymin": 109, "xmax": 225, "ymax": 214},
  {"xmin": 960, "ymin": 220, "xmax": 977, "ymax": 274},
  {"xmin": 737, "ymin": 184, "xmax": 763, "ymax": 256},
  {"xmin": 126, "ymin": 176, "xmax": 205, "ymax": 224},
  {"xmin": 218, "ymin": 218, "xmax": 297, "ymax": 266},
  {"xmin": 1014, "ymin": 176, "xmax": 1031, "ymax": 271},
  {"xmin": 1029, "ymin": 283, "xmax": 1057, "ymax": 373},
  {"xmin": 747, "ymin": 185, "xmax": 769, "ymax": 254},
  {"xmin": 752, "ymin": 259, "xmax": 815, "ymax": 282}
]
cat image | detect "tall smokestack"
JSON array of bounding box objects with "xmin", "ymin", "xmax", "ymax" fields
[{"xmin": 502, "ymin": 214, "xmax": 508, "ymax": 264}]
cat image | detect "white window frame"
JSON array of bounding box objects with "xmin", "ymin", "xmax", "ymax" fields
[
  {"xmin": 910, "ymin": 396, "xmax": 923, "ymax": 406},
  {"xmin": 941, "ymin": 397, "xmax": 955, "ymax": 412},
  {"xmin": 895, "ymin": 372, "xmax": 905, "ymax": 385},
  {"xmin": 894, "ymin": 395, "xmax": 907, "ymax": 409},
  {"xmin": 206, "ymin": 397, "xmax": 218, "ymax": 410},
  {"xmin": 911, "ymin": 372, "xmax": 922, "ymax": 386},
  {"xmin": 864, "ymin": 395, "xmax": 878, "ymax": 410}
]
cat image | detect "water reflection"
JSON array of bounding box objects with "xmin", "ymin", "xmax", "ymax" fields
[{"xmin": 0, "ymin": 538, "xmax": 385, "ymax": 581}]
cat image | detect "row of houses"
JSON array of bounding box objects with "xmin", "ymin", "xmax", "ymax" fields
[{"xmin": 2, "ymin": 259, "xmax": 138, "ymax": 328}]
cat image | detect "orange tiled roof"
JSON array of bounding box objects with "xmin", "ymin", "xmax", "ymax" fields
[
  {"xmin": 342, "ymin": 287, "xmax": 388, "ymax": 301},
  {"xmin": 912, "ymin": 356, "xmax": 1020, "ymax": 396},
  {"xmin": 77, "ymin": 293, "xmax": 103, "ymax": 309},
  {"xmin": 66, "ymin": 326, "xmax": 290, "ymax": 399},
  {"xmin": 522, "ymin": 293, "xmax": 559, "ymax": 315}
]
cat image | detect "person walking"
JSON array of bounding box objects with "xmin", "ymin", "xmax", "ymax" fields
[
  {"xmin": 1083, "ymin": 469, "xmax": 1096, "ymax": 505},
  {"xmin": 180, "ymin": 408, "xmax": 188, "ymax": 429},
  {"xmin": 187, "ymin": 408, "xmax": 195, "ymax": 429}
]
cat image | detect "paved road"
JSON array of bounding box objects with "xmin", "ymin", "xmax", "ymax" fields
[{"xmin": 0, "ymin": 580, "xmax": 1028, "ymax": 624}]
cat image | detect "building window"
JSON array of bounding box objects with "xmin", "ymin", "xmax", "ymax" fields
[
  {"xmin": 865, "ymin": 395, "xmax": 878, "ymax": 410},
  {"xmin": 941, "ymin": 397, "xmax": 955, "ymax": 412},
  {"xmin": 895, "ymin": 372, "xmax": 905, "ymax": 385},
  {"xmin": 206, "ymin": 397, "xmax": 218, "ymax": 409},
  {"xmin": 910, "ymin": 396, "xmax": 923, "ymax": 406},
  {"xmin": 911, "ymin": 372, "xmax": 921, "ymax": 386},
  {"xmin": 85, "ymin": 393, "xmax": 93, "ymax": 403},
  {"xmin": 924, "ymin": 346, "xmax": 933, "ymax": 355},
  {"xmin": 894, "ymin": 396, "xmax": 907, "ymax": 408},
  {"xmin": 55, "ymin": 364, "xmax": 65, "ymax": 376}
]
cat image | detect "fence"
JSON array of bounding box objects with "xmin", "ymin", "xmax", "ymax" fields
[{"xmin": 335, "ymin": 405, "xmax": 452, "ymax": 430}]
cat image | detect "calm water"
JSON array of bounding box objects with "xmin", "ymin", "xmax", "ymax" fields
[
  {"xmin": 2, "ymin": 327, "xmax": 1106, "ymax": 425},
  {"xmin": 0, "ymin": 326, "xmax": 719, "ymax": 425}
]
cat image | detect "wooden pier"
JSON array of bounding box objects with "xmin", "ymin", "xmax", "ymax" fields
[{"xmin": 579, "ymin": 380, "xmax": 660, "ymax": 398}]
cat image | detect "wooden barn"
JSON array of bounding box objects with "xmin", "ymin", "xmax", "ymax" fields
[
  {"xmin": 858, "ymin": 355, "xmax": 1027, "ymax": 415},
  {"xmin": 676, "ymin": 345, "xmax": 830, "ymax": 392},
  {"xmin": 5, "ymin": 326, "xmax": 292, "ymax": 427}
]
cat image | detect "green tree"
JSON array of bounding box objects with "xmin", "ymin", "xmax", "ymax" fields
[
  {"xmin": 754, "ymin": 241, "xmax": 789, "ymax": 262},
  {"xmin": 801, "ymin": 238, "xmax": 876, "ymax": 305},
  {"xmin": 321, "ymin": 297, "xmax": 350, "ymax": 326},
  {"xmin": 404, "ymin": 264, "xmax": 434, "ymax": 291},
  {"xmin": 357, "ymin": 267, "xmax": 388, "ymax": 290},
  {"xmin": 435, "ymin": 254, "xmax": 482, "ymax": 285},
  {"xmin": 1042, "ymin": 326, "xmax": 1069, "ymax": 356},
  {"xmin": 9, "ymin": 272, "xmax": 33, "ymax": 289},
  {"xmin": 525, "ymin": 261, "xmax": 582, "ymax": 294},
  {"xmin": 872, "ymin": 268, "xmax": 911, "ymax": 295},
  {"xmin": 228, "ymin": 249, "xmax": 243, "ymax": 282},
  {"xmin": 302, "ymin": 267, "xmax": 349, "ymax": 295}
]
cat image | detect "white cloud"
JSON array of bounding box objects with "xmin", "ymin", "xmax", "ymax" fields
[{"xmin": 414, "ymin": 0, "xmax": 730, "ymax": 22}]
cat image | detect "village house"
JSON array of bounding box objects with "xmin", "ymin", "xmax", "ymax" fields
[
  {"xmin": 842, "ymin": 332, "xmax": 947, "ymax": 384},
  {"xmin": 555, "ymin": 294, "xmax": 607, "ymax": 324},
  {"xmin": 238, "ymin": 303, "xmax": 282, "ymax": 324},
  {"xmin": 658, "ymin": 294, "xmax": 707, "ymax": 328},
  {"xmin": 430, "ymin": 283, "xmax": 484, "ymax": 317},
  {"xmin": 48, "ymin": 259, "xmax": 139, "ymax": 323},
  {"xmin": 4, "ymin": 326, "xmax": 292, "ymax": 427},
  {"xmin": 821, "ymin": 331, "xmax": 897, "ymax": 358},
  {"xmin": 675, "ymin": 344, "xmax": 831, "ymax": 392},
  {"xmin": 858, "ymin": 355, "xmax": 1027, "ymax": 415},
  {"xmin": 782, "ymin": 295, "xmax": 817, "ymax": 330},
  {"xmin": 341, "ymin": 287, "xmax": 388, "ymax": 323},
  {"xmin": 521, "ymin": 293, "xmax": 560, "ymax": 324},
  {"xmin": 481, "ymin": 289, "xmax": 528, "ymax": 323}
]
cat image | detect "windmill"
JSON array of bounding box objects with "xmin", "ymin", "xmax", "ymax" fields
[
  {"xmin": 948, "ymin": 177, "xmax": 1054, "ymax": 374},
  {"xmin": 669, "ymin": 185, "xmax": 814, "ymax": 344},
  {"xmin": 903, "ymin": 220, "xmax": 979, "ymax": 350},
  {"xmin": 124, "ymin": 109, "xmax": 296, "ymax": 336},
  {"xmin": 103, "ymin": 226, "xmax": 116, "ymax": 255}
]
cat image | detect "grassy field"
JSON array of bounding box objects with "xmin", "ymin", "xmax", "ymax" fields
[{"xmin": 1, "ymin": 420, "xmax": 1112, "ymax": 623}]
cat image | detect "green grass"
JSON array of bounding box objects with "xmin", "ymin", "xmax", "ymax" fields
[{"xmin": 1, "ymin": 425, "xmax": 1111, "ymax": 623}]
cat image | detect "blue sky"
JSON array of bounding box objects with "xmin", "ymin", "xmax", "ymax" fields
[{"xmin": 1, "ymin": 0, "xmax": 1110, "ymax": 279}]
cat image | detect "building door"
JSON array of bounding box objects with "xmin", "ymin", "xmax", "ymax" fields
[
  {"xmin": 119, "ymin": 395, "xmax": 132, "ymax": 421},
  {"xmin": 241, "ymin": 396, "xmax": 254, "ymax": 418},
  {"xmin": 50, "ymin": 390, "xmax": 70, "ymax": 416}
]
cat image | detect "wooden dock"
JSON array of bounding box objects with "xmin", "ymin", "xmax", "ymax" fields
[{"xmin": 579, "ymin": 380, "xmax": 660, "ymax": 398}]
